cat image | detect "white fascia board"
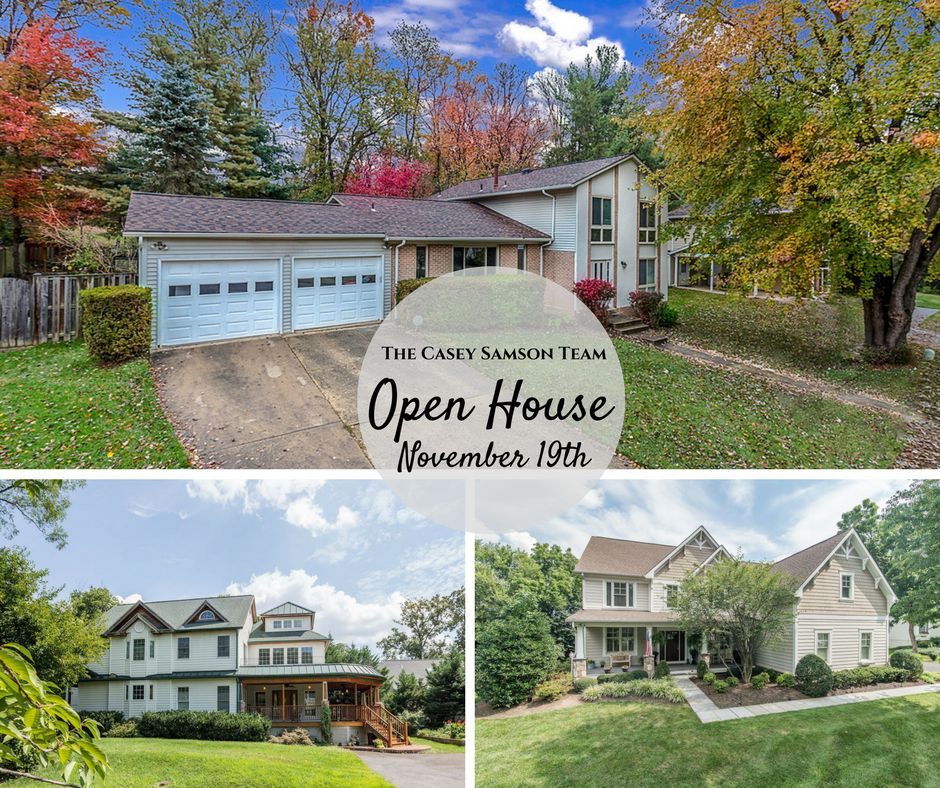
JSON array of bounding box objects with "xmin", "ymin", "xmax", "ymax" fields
[{"xmin": 645, "ymin": 525, "xmax": 720, "ymax": 578}]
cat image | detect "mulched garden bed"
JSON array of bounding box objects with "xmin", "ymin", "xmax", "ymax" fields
[{"xmin": 691, "ymin": 677, "xmax": 927, "ymax": 709}]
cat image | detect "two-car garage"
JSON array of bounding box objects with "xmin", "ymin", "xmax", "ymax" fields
[{"xmin": 156, "ymin": 255, "xmax": 385, "ymax": 347}]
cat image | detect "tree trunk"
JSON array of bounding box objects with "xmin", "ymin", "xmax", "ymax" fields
[
  {"xmin": 11, "ymin": 211, "xmax": 26, "ymax": 280},
  {"xmin": 861, "ymin": 187, "xmax": 940, "ymax": 352},
  {"xmin": 910, "ymin": 620, "xmax": 919, "ymax": 655}
]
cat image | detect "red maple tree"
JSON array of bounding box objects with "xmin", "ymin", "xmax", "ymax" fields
[
  {"xmin": 0, "ymin": 19, "xmax": 105, "ymax": 277},
  {"xmin": 342, "ymin": 151, "xmax": 433, "ymax": 198}
]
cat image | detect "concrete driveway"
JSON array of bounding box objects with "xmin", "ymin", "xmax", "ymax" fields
[
  {"xmin": 151, "ymin": 331, "xmax": 374, "ymax": 468},
  {"xmin": 354, "ymin": 752, "xmax": 464, "ymax": 788}
]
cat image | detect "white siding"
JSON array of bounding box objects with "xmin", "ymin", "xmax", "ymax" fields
[
  {"xmin": 246, "ymin": 640, "xmax": 327, "ymax": 662},
  {"xmin": 171, "ymin": 678, "xmax": 238, "ymax": 712},
  {"xmin": 171, "ymin": 630, "xmax": 239, "ymax": 672},
  {"xmin": 471, "ymin": 189, "xmax": 577, "ymax": 252},
  {"xmin": 583, "ymin": 577, "xmax": 603, "ymax": 608},
  {"xmin": 585, "ymin": 626, "xmax": 604, "ymax": 662},
  {"xmin": 581, "ymin": 575, "xmax": 650, "ymax": 611},
  {"xmin": 889, "ymin": 620, "xmax": 940, "ymax": 648},
  {"xmin": 74, "ymin": 683, "xmax": 108, "ymax": 712},
  {"xmin": 755, "ymin": 611, "xmax": 797, "ymax": 673},
  {"xmin": 796, "ymin": 615, "xmax": 889, "ymax": 671},
  {"xmin": 552, "ymin": 190, "xmax": 577, "ymax": 251}
]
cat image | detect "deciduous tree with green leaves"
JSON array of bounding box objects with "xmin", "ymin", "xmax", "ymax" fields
[
  {"xmin": 670, "ymin": 554, "xmax": 798, "ymax": 683},
  {"xmin": 377, "ymin": 588, "xmax": 464, "ymax": 660},
  {"xmin": 646, "ymin": 0, "xmax": 940, "ymax": 352},
  {"xmin": 0, "ymin": 644, "xmax": 110, "ymax": 787},
  {"xmin": 0, "ymin": 480, "xmax": 83, "ymax": 551}
]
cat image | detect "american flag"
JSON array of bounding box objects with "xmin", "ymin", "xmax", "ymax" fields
[{"xmin": 645, "ymin": 629, "xmax": 652, "ymax": 658}]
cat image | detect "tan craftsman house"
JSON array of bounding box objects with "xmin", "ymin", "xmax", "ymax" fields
[
  {"xmin": 71, "ymin": 596, "xmax": 409, "ymax": 746},
  {"xmin": 124, "ymin": 155, "xmax": 664, "ymax": 348},
  {"xmin": 568, "ymin": 526, "xmax": 896, "ymax": 674}
]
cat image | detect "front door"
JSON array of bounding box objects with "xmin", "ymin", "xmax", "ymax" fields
[
  {"xmin": 663, "ymin": 630, "xmax": 684, "ymax": 662},
  {"xmin": 271, "ymin": 689, "xmax": 298, "ymax": 720}
]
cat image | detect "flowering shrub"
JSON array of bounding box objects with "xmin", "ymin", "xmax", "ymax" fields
[
  {"xmin": 573, "ymin": 278, "xmax": 617, "ymax": 325},
  {"xmin": 629, "ymin": 291, "xmax": 665, "ymax": 328},
  {"xmin": 444, "ymin": 720, "xmax": 465, "ymax": 739}
]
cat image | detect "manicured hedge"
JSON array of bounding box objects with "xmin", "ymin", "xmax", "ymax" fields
[
  {"xmin": 80, "ymin": 285, "xmax": 152, "ymax": 362},
  {"xmin": 136, "ymin": 710, "xmax": 270, "ymax": 742},
  {"xmin": 890, "ymin": 649, "xmax": 924, "ymax": 676},
  {"xmin": 830, "ymin": 666, "xmax": 913, "ymax": 690},
  {"xmin": 654, "ymin": 660, "xmax": 671, "ymax": 679},
  {"xmin": 78, "ymin": 710, "xmax": 125, "ymax": 734},
  {"xmin": 395, "ymin": 277, "xmax": 436, "ymax": 304},
  {"xmin": 795, "ymin": 654, "xmax": 833, "ymax": 698}
]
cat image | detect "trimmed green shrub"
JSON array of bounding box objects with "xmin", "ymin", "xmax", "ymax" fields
[
  {"xmin": 830, "ymin": 666, "xmax": 913, "ymax": 689},
  {"xmin": 696, "ymin": 660, "xmax": 708, "ymax": 679},
  {"xmin": 320, "ymin": 702, "xmax": 332, "ymax": 745},
  {"xmin": 750, "ymin": 672, "xmax": 769, "ymax": 690},
  {"xmin": 624, "ymin": 669, "xmax": 649, "ymax": 682},
  {"xmin": 795, "ymin": 654, "xmax": 833, "ymax": 698},
  {"xmin": 776, "ymin": 672, "xmax": 795, "ymax": 688},
  {"xmin": 703, "ymin": 672, "xmax": 717, "ymax": 685},
  {"xmin": 658, "ymin": 303, "xmax": 680, "ymax": 328},
  {"xmin": 137, "ymin": 710, "xmax": 270, "ymax": 742},
  {"xmin": 79, "ymin": 710, "xmax": 125, "ymax": 734},
  {"xmin": 534, "ymin": 674, "xmax": 571, "ymax": 701},
  {"xmin": 725, "ymin": 676, "xmax": 739, "ymax": 688},
  {"xmin": 596, "ymin": 673, "xmax": 615, "ymax": 684},
  {"xmin": 80, "ymin": 285, "xmax": 152, "ymax": 362},
  {"xmin": 713, "ymin": 680, "xmax": 728, "ymax": 693},
  {"xmin": 890, "ymin": 649, "xmax": 924, "ymax": 676},
  {"xmin": 572, "ymin": 677, "xmax": 598, "ymax": 693},
  {"xmin": 923, "ymin": 646, "xmax": 940, "ymax": 661},
  {"xmin": 764, "ymin": 669, "xmax": 779, "ymax": 683},
  {"xmin": 395, "ymin": 277, "xmax": 435, "ymax": 304},
  {"xmin": 654, "ymin": 660, "xmax": 671, "ymax": 679},
  {"xmin": 104, "ymin": 720, "xmax": 140, "ymax": 738}
]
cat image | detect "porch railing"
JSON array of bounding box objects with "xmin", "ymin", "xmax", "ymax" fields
[{"xmin": 244, "ymin": 704, "xmax": 364, "ymax": 723}]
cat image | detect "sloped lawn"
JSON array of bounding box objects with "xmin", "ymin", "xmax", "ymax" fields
[
  {"xmin": 667, "ymin": 289, "xmax": 940, "ymax": 411},
  {"xmin": 9, "ymin": 738, "xmax": 394, "ymax": 788},
  {"xmin": 477, "ymin": 694, "xmax": 940, "ymax": 788},
  {"xmin": 0, "ymin": 341, "xmax": 188, "ymax": 468},
  {"xmin": 615, "ymin": 340, "xmax": 906, "ymax": 468}
]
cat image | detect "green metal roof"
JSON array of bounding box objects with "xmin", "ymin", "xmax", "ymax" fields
[
  {"xmin": 260, "ymin": 601, "xmax": 316, "ymax": 616},
  {"xmin": 79, "ymin": 670, "xmax": 237, "ymax": 682},
  {"xmin": 102, "ymin": 595, "xmax": 255, "ymax": 635},
  {"xmin": 247, "ymin": 620, "xmax": 329, "ymax": 642},
  {"xmin": 237, "ymin": 663, "xmax": 385, "ymax": 680}
]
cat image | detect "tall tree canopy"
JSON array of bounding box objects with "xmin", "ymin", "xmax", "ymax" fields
[
  {"xmin": 0, "ymin": 480, "xmax": 83, "ymax": 550},
  {"xmin": 646, "ymin": 0, "xmax": 940, "ymax": 351},
  {"xmin": 325, "ymin": 638, "xmax": 381, "ymax": 668},
  {"xmin": 377, "ymin": 587, "xmax": 464, "ymax": 659},
  {"xmin": 840, "ymin": 481, "xmax": 940, "ymax": 652}
]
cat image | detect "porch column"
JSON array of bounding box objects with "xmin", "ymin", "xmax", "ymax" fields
[
  {"xmin": 281, "ymin": 683, "xmax": 286, "ymax": 722},
  {"xmin": 709, "ymin": 261, "xmax": 714, "ymax": 292},
  {"xmin": 574, "ymin": 625, "xmax": 585, "ymax": 660}
]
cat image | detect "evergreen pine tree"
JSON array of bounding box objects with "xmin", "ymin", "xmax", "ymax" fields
[{"xmin": 422, "ymin": 650, "xmax": 464, "ymax": 727}]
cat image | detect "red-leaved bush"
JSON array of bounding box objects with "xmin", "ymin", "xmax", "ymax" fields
[
  {"xmin": 573, "ymin": 278, "xmax": 617, "ymax": 325},
  {"xmin": 629, "ymin": 291, "xmax": 665, "ymax": 328}
]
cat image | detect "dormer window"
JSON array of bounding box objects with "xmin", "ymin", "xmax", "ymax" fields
[
  {"xmin": 840, "ymin": 572, "xmax": 854, "ymax": 601},
  {"xmin": 273, "ymin": 620, "xmax": 282, "ymax": 629},
  {"xmin": 605, "ymin": 581, "xmax": 633, "ymax": 608},
  {"xmin": 199, "ymin": 611, "xmax": 215, "ymax": 620}
]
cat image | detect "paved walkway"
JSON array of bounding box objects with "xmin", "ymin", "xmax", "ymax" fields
[
  {"xmin": 675, "ymin": 675, "xmax": 940, "ymax": 724},
  {"xmin": 353, "ymin": 751, "xmax": 464, "ymax": 788}
]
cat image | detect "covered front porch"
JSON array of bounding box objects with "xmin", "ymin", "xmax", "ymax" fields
[{"xmin": 240, "ymin": 678, "xmax": 382, "ymax": 726}]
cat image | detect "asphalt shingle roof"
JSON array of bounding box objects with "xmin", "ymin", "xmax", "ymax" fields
[
  {"xmin": 102, "ymin": 595, "xmax": 255, "ymax": 634},
  {"xmin": 434, "ymin": 155, "xmax": 632, "ymax": 200},
  {"xmin": 773, "ymin": 531, "xmax": 847, "ymax": 586},
  {"xmin": 123, "ymin": 192, "xmax": 549, "ymax": 240},
  {"xmin": 574, "ymin": 536, "xmax": 675, "ymax": 577}
]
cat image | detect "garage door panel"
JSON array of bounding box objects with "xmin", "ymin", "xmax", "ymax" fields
[
  {"xmin": 159, "ymin": 259, "xmax": 280, "ymax": 346},
  {"xmin": 293, "ymin": 256, "xmax": 382, "ymax": 331}
]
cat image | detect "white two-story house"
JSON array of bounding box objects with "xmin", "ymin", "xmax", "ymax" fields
[
  {"xmin": 71, "ymin": 595, "xmax": 409, "ymax": 746},
  {"xmin": 124, "ymin": 155, "xmax": 666, "ymax": 349},
  {"xmin": 568, "ymin": 526, "xmax": 896, "ymax": 674}
]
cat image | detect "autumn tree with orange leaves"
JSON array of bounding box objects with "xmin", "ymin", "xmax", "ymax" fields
[
  {"xmin": 0, "ymin": 20, "xmax": 104, "ymax": 277},
  {"xmin": 647, "ymin": 0, "xmax": 940, "ymax": 353}
]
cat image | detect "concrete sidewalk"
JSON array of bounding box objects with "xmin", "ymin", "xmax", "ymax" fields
[{"xmin": 675, "ymin": 675, "xmax": 940, "ymax": 724}]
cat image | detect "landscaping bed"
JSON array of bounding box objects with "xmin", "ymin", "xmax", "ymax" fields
[
  {"xmin": 691, "ymin": 676, "xmax": 927, "ymax": 708},
  {"xmin": 0, "ymin": 341, "xmax": 189, "ymax": 468}
]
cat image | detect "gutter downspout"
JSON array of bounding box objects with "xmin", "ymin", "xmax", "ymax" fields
[
  {"xmin": 393, "ymin": 238, "xmax": 406, "ymax": 306},
  {"xmin": 540, "ymin": 189, "xmax": 555, "ymax": 277}
]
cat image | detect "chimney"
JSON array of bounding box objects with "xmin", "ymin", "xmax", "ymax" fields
[{"xmin": 493, "ymin": 164, "xmax": 499, "ymax": 190}]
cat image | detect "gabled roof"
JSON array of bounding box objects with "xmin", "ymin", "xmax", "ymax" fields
[
  {"xmin": 102, "ymin": 595, "xmax": 255, "ymax": 635},
  {"xmin": 645, "ymin": 526, "xmax": 721, "ymax": 578},
  {"xmin": 772, "ymin": 532, "xmax": 847, "ymax": 586},
  {"xmin": 574, "ymin": 536, "xmax": 674, "ymax": 577},
  {"xmin": 434, "ymin": 155, "xmax": 635, "ymax": 201},
  {"xmin": 261, "ymin": 602, "xmax": 316, "ymax": 617},
  {"xmin": 123, "ymin": 192, "xmax": 549, "ymax": 241},
  {"xmin": 247, "ymin": 620, "xmax": 329, "ymax": 642}
]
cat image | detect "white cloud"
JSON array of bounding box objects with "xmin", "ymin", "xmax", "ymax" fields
[
  {"xmin": 504, "ymin": 531, "xmax": 538, "ymax": 552},
  {"xmin": 226, "ymin": 569, "xmax": 405, "ymax": 649},
  {"xmin": 498, "ymin": 0, "xmax": 627, "ymax": 70},
  {"xmin": 118, "ymin": 593, "xmax": 142, "ymax": 604},
  {"xmin": 727, "ymin": 479, "xmax": 754, "ymax": 513}
]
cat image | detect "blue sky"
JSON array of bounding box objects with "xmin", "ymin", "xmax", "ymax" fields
[
  {"xmin": 485, "ymin": 477, "xmax": 917, "ymax": 562},
  {"xmin": 12, "ymin": 479, "xmax": 465, "ymax": 652},
  {"xmin": 80, "ymin": 0, "xmax": 652, "ymax": 113}
]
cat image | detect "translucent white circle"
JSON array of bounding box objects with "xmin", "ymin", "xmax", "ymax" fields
[{"xmin": 357, "ymin": 268, "xmax": 625, "ymax": 533}]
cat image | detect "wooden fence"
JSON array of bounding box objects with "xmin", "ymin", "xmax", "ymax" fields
[{"xmin": 0, "ymin": 274, "xmax": 139, "ymax": 348}]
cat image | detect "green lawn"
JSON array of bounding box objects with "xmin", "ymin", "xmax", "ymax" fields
[
  {"xmin": 477, "ymin": 695, "xmax": 940, "ymax": 788},
  {"xmin": 615, "ymin": 340, "xmax": 906, "ymax": 468},
  {"xmin": 411, "ymin": 736, "xmax": 465, "ymax": 753},
  {"xmin": 0, "ymin": 341, "xmax": 188, "ymax": 468},
  {"xmin": 667, "ymin": 289, "xmax": 940, "ymax": 411},
  {"xmin": 10, "ymin": 738, "xmax": 393, "ymax": 788},
  {"xmin": 916, "ymin": 292, "xmax": 940, "ymax": 310}
]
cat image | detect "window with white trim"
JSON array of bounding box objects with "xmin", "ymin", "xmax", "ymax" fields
[
  {"xmin": 177, "ymin": 637, "xmax": 190, "ymax": 659},
  {"xmin": 840, "ymin": 572, "xmax": 854, "ymax": 601},
  {"xmin": 663, "ymin": 584, "xmax": 679, "ymax": 610},
  {"xmin": 638, "ymin": 258, "xmax": 656, "ymax": 292},
  {"xmin": 177, "ymin": 687, "xmax": 189, "ymax": 710},
  {"xmin": 273, "ymin": 648, "xmax": 284, "ymax": 665},
  {"xmin": 918, "ymin": 623, "xmax": 930, "ymax": 637},
  {"xmin": 287, "ymin": 647, "xmax": 299, "ymax": 665},
  {"xmin": 591, "ymin": 197, "xmax": 612, "ymax": 242},
  {"xmin": 217, "ymin": 635, "xmax": 230, "ymax": 658},
  {"xmin": 133, "ymin": 638, "xmax": 145, "ymax": 661},
  {"xmin": 859, "ymin": 632, "xmax": 872, "ymax": 661},
  {"xmin": 301, "ymin": 646, "xmax": 314, "ymax": 664},
  {"xmin": 639, "ymin": 202, "xmax": 657, "ymax": 243},
  {"xmin": 199, "ymin": 610, "xmax": 215, "ymax": 620},
  {"xmin": 217, "ymin": 686, "xmax": 230, "ymax": 712},
  {"xmin": 125, "ymin": 641, "xmax": 130, "ymax": 659},
  {"xmin": 132, "ymin": 685, "xmax": 144, "ymax": 701},
  {"xmin": 605, "ymin": 581, "xmax": 633, "ymax": 608},
  {"xmin": 273, "ymin": 620, "xmax": 282, "ymax": 629},
  {"xmin": 258, "ymin": 648, "xmax": 270, "ymax": 666},
  {"xmin": 816, "ymin": 631, "xmax": 831, "ymax": 663},
  {"xmin": 605, "ymin": 627, "xmax": 635, "ymax": 653},
  {"xmin": 149, "ymin": 640, "xmax": 155, "ymax": 659}
]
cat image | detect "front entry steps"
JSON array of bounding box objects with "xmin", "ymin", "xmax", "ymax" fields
[{"xmin": 608, "ymin": 308, "xmax": 667, "ymax": 346}]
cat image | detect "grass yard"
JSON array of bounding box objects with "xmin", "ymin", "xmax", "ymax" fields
[
  {"xmin": 916, "ymin": 292, "xmax": 940, "ymax": 310},
  {"xmin": 476, "ymin": 694, "xmax": 940, "ymax": 788},
  {"xmin": 667, "ymin": 289, "xmax": 940, "ymax": 411},
  {"xmin": 615, "ymin": 340, "xmax": 906, "ymax": 468},
  {"xmin": 411, "ymin": 736, "xmax": 465, "ymax": 753},
  {"xmin": 9, "ymin": 738, "xmax": 393, "ymax": 788},
  {"xmin": 0, "ymin": 341, "xmax": 188, "ymax": 468}
]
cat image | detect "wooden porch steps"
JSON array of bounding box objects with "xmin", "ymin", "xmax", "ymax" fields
[{"xmin": 608, "ymin": 308, "xmax": 667, "ymax": 346}]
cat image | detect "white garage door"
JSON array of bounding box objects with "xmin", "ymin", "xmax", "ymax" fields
[
  {"xmin": 159, "ymin": 259, "xmax": 280, "ymax": 346},
  {"xmin": 293, "ymin": 256, "xmax": 382, "ymax": 330}
]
